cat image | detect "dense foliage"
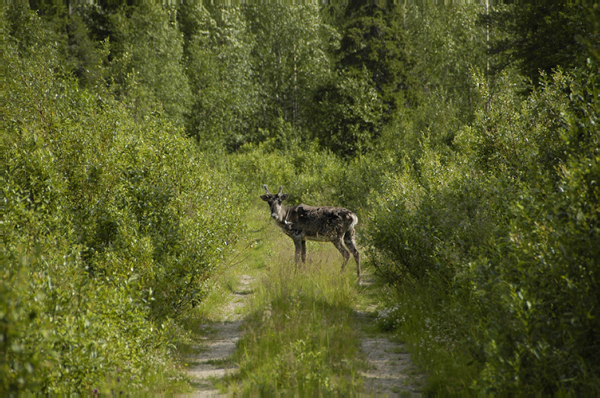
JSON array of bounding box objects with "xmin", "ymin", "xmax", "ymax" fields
[
  {"xmin": 368, "ymin": 64, "xmax": 599, "ymax": 393},
  {"xmin": 481, "ymin": 4, "xmax": 594, "ymax": 86},
  {"xmin": 2, "ymin": 1, "xmax": 598, "ymax": 395},
  {"xmin": 2, "ymin": 6, "xmax": 240, "ymax": 394},
  {"xmin": 365, "ymin": 7, "xmax": 599, "ymax": 392}
]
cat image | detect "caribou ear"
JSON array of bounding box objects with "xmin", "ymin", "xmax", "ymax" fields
[
  {"xmin": 260, "ymin": 194, "xmax": 270, "ymax": 201},
  {"xmin": 281, "ymin": 193, "xmax": 289, "ymax": 201}
]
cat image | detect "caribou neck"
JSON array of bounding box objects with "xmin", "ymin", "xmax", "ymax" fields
[{"xmin": 276, "ymin": 205, "xmax": 292, "ymax": 226}]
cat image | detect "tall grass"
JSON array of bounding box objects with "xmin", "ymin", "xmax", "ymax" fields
[{"xmin": 220, "ymin": 201, "xmax": 366, "ymax": 394}]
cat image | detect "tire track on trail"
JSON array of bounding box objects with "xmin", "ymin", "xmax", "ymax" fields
[
  {"xmin": 184, "ymin": 274, "xmax": 254, "ymax": 396},
  {"xmin": 184, "ymin": 271, "xmax": 424, "ymax": 396},
  {"xmin": 357, "ymin": 276, "xmax": 425, "ymax": 396},
  {"xmin": 357, "ymin": 311, "xmax": 424, "ymax": 396}
]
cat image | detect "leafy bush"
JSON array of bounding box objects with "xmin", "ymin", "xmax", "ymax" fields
[
  {"xmin": 226, "ymin": 133, "xmax": 397, "ymax": 218},
  {"xmin": 367, "ymin": 60, "xmax": 599, "ymax": 394},
  {"xmin": 334, "ymin": 152, "xmax": 396, "ymax": 215},
  {"xmin": 3, "ymin": 7, "xmax": 241, "ymax": 393},
  {"xmin": 310, "ymin": 69, "xmax": 383, "ymax": 158},
  {"xmin": 365, "ymin": 146, "xmax": 497, "ymax": 283},
  {"xmin": 375, "ymin": 282, "xmax": 483, "ymax": 394},
  {"xmin": 470, "ymin": 60, "xmax": 600, "ymax": 394},
  {"xmin": 227, "ymin": 140, "xmax": 346, "ymax": 208},
  {"xmin": 1, "ymin": 239, "xmax": 177, "ymax": 394},
  {"xmin": 467, "ymin": 69, "xmax": 571, "ymax": 183}
]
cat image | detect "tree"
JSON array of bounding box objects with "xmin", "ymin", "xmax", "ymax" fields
[
  {"xmin": 311, "ymin": 68, "xmax": 382, "ymax": 158},
  {"xmin": 406, "ymin": 4, "xmax": 486, "ymax": 123},
  {"xmin": 108, "ymin": 4, "xmax": 192, "ymax": 126},
  {"xmin": 245, "ymin": 5, "xmax": 337, "ymax": 139},
  {"xmin": 338, "ymin": 2, "xmax": 419, "ymax": 121},
  {"xmin": 481, "ymin": 4, "xmax": 592, "ymax": 87},
  {"xmin": 179, "ymin": 5, "xmax": 258, "ymax": 150}
]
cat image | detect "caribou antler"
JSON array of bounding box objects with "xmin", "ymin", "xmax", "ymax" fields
[
  {"xmin": 278, "ymin": 186, "xmax": 283, "ymax": 196},
  {"xmin": 263, "ymin": 185, "xmax": 271, "ymax": 194}
]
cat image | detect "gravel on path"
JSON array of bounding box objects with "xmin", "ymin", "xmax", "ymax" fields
[{"xmin": 184, "ymin": 275, "xmax": 254, "ymax": 397}]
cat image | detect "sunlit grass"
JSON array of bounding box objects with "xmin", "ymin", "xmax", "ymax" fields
[
  {"xmin": 221, "ymin": 257, "xmax": 365, "ymax": 394},
  {"xmin": 176, "ymin": 199, "xmax": 369, "ymax": 394}
]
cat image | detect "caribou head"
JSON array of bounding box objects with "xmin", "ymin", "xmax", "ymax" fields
[{"xmin": 260, "ymin": 185, "xmax": 290, "ymax": 223}]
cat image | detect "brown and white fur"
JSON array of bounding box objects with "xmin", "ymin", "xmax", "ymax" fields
[{"xmin": 260, "ymin": 185, "xmax": 361, "ymax": 280}]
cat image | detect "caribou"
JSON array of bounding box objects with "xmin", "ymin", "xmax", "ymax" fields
[{"xmin": 260, "ymin": 185, "xmax": 361, "ymax": 280}]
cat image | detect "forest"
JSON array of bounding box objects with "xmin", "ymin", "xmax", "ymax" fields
[{"xmin": 2, "ymin": 0, "xmax": 599, "ymax": 394}]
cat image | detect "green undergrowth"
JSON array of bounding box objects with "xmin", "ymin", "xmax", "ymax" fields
[
  {"xmin": 169, "ymin": 199, "xmax": 291, "ymax": 378},
  {"xmin": 169, "ymin": 214, "xmax": 263, "ymax": 366},
  {"xmin": 184, "ymin": 198, "xmax": 277, "ymax": 323},
  {"xmin": 369, "ymin": 61, "xmax": 600, "ymax": 394},
  {"xmin": 3, "ymin": 11, "xmax": 240, "ymax": 392}
]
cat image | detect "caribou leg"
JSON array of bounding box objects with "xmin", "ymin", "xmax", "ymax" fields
[
  {"xmin": 292, "ymin": 236, "xmax": 304, "ymax": 266},
  {"xmin": 332, "ymin": 238, "xmax": 350, "ymax": 271},
  {"xmin": 301, "ymin": 240, "xmax": 307, "ymax": 263},
  {"xmin": 344, "ymin": 230, "xmax": 361, "ymax": 280}
]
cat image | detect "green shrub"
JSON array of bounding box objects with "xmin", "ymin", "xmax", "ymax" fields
[
  {"xmin": 468, "ymin": 69, "xmax": 571, "ymax": 183},
  {"xmin": 375, "ymin": 281, "xmax": 483, "ymax": 394},
  {"xmin": 310, "ymin": 69, "xmax": 383, "ymax": 158},
  {"xmin": 1, "ymin": 237, "xmax": 175, "ymax": 394},
  {"xmin": 470, "ymin": 60, "xmax": 600, "ymax": 394},
  {"xmin": 365, "ymin": 146, "xmax": 498, "ymax": 283},
  {"xmin": 228, "ymin": 140, "xmax": 347, "ymax": 208},
  {"xmin": 3, "ymin": 7, "xmax": 241, "ymax": 393},
  {"xmin": 365, "ymin": 61, "xmax": 599, "ymax": 393}
]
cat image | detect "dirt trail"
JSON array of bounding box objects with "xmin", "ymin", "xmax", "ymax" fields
[
  {"xmin": 356, "ymin": 308, "xmax": 424, "ymax": 396},
  {"xmin": 185, "ymin": 273, "xmax": 423, "ymax": 396},
  {"xmin": 185, "ymin": 274, "xmax": 254, "ymax": 396},
  {"xmin": 356, "ymin": 275, "xmax": 425, "ymax": 396}
]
